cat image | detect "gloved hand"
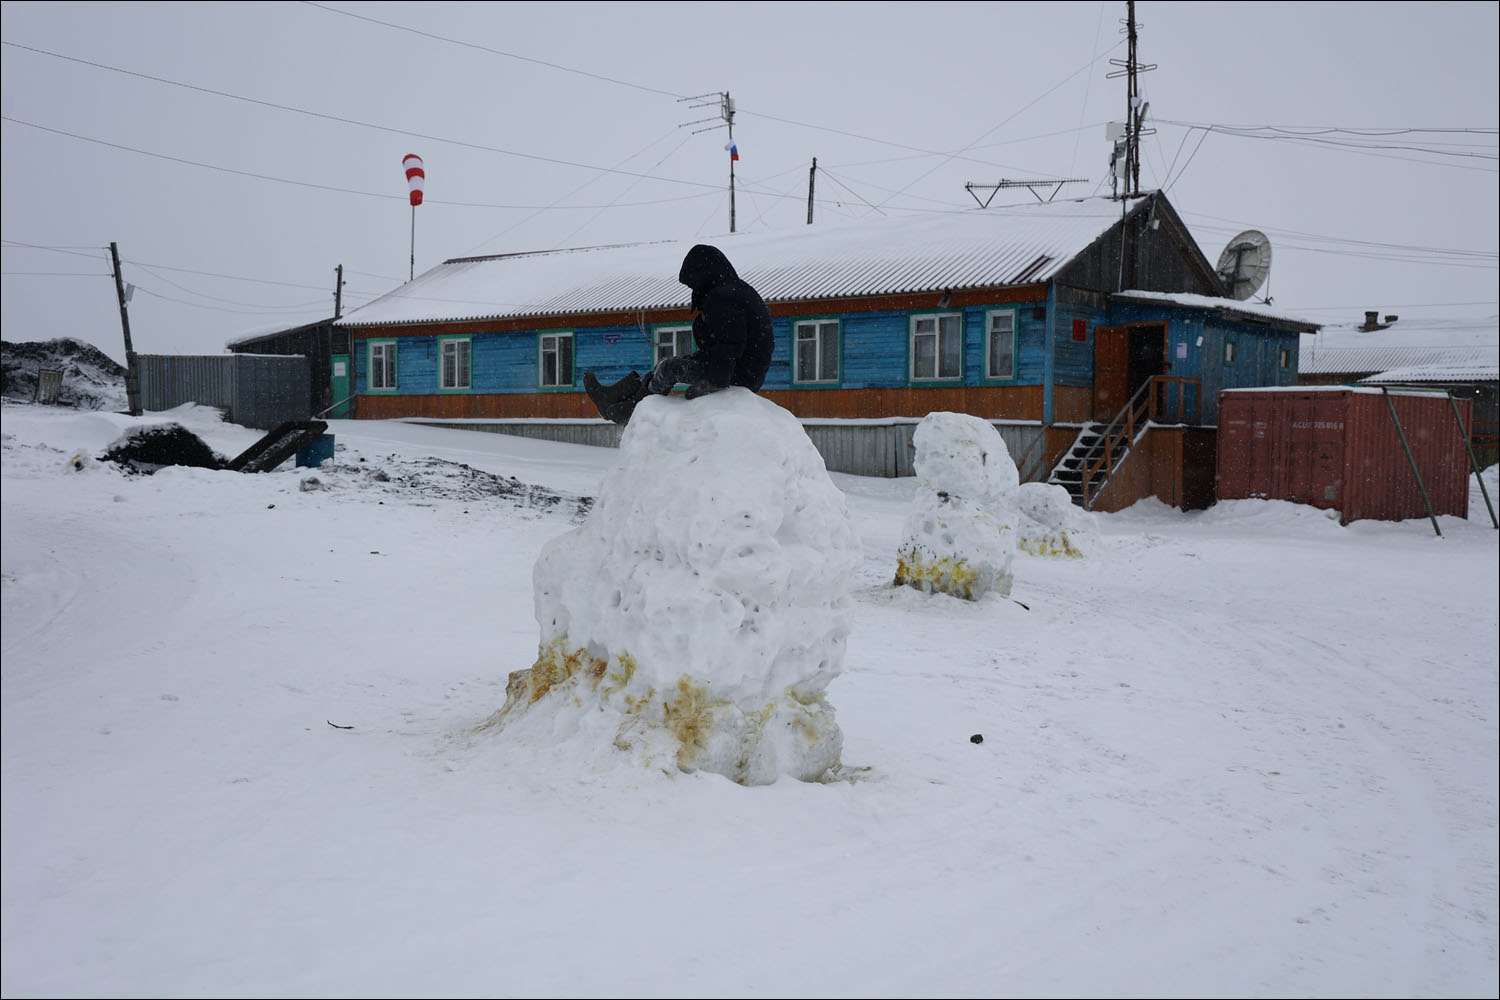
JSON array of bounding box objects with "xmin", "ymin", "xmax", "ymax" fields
[{"xmin": 685, "ymin": 379, "xmax": 724, "ymax": 400}]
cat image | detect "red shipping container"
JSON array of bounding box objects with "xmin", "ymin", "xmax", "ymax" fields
[{"xmin": 1217, "ymin": 387, "xmax": 1472, "ymax": 524}]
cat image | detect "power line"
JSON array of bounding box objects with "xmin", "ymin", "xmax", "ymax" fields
[
  {"xmin": 128, "ymin": 262, "xmax": 332, "ymax": 311},
  {"xmin": 2, "ymin": 240, "xmax": 109, "ymax": 264},
  {"xmin": 301, "ymin": 2, "xmax": 1074, "ymax": 172},
  {"xmin": 1181, "ymin": 211, "xmax": 1498, "ymax": 262},
  {"xmin": 1155, "ymin": 119, "xmax": 1499, "ymax": 172},
  {"xmin": 0, "ymin": 42, "xmax": 723, "ymax": 192},
  {"xmin": 300, "ymin": 1, "xmax": 687, "ymax": 100},
  {"xmin": 0, "ymin": 116, "xmax": 723, "ymax": 212},
  {"xmin": 1, "ymin": 271, "xmax": 103, "ymax": 277},
  {"xmin": 875, "ymin": 41, "xmax": 1125, "ymax": 209}
]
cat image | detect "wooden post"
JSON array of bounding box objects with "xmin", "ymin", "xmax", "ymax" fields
[
  {"xmin": 109, "ymin": 241, "xmax": 141, "ymax": 416},
  {"xmin": 1383, "ymin": 387, "xmax": 1442, "ymax": 537},
  {"xmin": 808, "ymin": 157, "xmax": 817, "ymax": 224}
]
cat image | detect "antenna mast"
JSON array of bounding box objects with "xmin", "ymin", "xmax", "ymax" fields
[
  {"xmin": 680, "ymin": 91, "xmax": 737, "ymax": 232},
  {"xmin": 1107, "ymin": 0, "xmax": 1156, "ymax": 199}
]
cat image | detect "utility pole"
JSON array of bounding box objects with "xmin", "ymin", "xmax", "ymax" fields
[
  {"xmin": 807, "ymin": 158, "xmax": 817, "ymax": 224},
  {"xmin": 333, "ymin": 263, "xmax": 344, "ymax": 320},
  {"xmin": 108, "ymin": 241, "xmax": 141, "ymax": 416}
]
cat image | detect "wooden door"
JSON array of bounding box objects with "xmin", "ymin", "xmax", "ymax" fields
[{"xmin": 1094, "ymin": 325, "xmax": 1129, "ymax": 421}]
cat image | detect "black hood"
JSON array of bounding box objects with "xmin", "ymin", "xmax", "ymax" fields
[{"xmin": 678, "ymin": 244, "xmax": 738, "ymax": 294}]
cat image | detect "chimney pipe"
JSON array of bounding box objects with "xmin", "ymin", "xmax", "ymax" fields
[{"xmin": 1363, "ymin": 310, "xmax": 1379, "ymax": 330}]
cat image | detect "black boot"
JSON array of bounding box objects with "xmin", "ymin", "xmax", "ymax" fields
[
  {"xmin": 601, "ymin": 378, "xmax": 654, "ymax": 426},
  {"xmin": 585, "ymin": 370, "xmax": 642, "ymax": 418}
]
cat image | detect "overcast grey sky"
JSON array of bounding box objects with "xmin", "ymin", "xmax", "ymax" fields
[{"xmin": 2, "ymin": 1, "xmax": 1496, "ymax": 362}]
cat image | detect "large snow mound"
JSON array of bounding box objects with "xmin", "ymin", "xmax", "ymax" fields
[{"xmin": 484, "ymin": 388, "xmax": 861, "ymax": 785}]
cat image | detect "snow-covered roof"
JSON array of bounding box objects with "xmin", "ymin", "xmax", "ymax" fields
[
  {"xmin": 1361, "ymin": 362, "xmax": 1499, "ymax": 384},
  {"xmin": 1299, "ymin": 314, "xmax": 1498, "ymax": 375},
  {"xmin": 338, "ymin": 197, "xmax": 1145, "ymax": 328},
  {"xmin": 225, "ymin": 315, "xmax": 335, "ymax": 351},
  {"xmin": 1112, "ymin": 290, "xmax": 1320, "ymax": 331}
]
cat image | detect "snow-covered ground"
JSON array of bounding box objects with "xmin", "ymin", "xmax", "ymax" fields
[{"xmin": 2, "ymin": 401, "xmax": 1496, "ymax": 999}]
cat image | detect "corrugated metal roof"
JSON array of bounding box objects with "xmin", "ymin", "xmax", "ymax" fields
[
  {"xmin": 1361, "ymin": 362, "xmax": 1499, "ymax": 383},
  {"xmin": 1298, "ymin": 315, "xmax": 1498, "ymax": 375},
  {"xmin": 338, "ymin": 198, "xmax": 1138, "ymax": 328},
  {"xmin": 1299, "ymin": 345, "xmax": 1497, "ymax": 375}
]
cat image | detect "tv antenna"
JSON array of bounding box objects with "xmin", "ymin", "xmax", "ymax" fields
[
  {"xmin": 965, "ymin": 178, "xmax": 1089, "ymax": 207},
  {"xmin": 680, "ymin": 91, "xmax": 737, "ymax": 232},
  {"xmin": 1216, "ymin": 230, "xmax": 1273, "ymax": 301}
]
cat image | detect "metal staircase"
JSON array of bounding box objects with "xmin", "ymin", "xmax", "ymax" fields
[{"xmin": 1048, "ymin": 423, "xmax": 1127, "ymax": 508}]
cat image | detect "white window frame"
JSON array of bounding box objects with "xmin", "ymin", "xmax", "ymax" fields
[
  {"xmin": 368, "ymin": 340, "xmax": 397, "ymax": 392},
  {"xmin": 793, "ymin": 319, "xmax": 840, "ymax": 385},
  {"xmin": 984, "ymin": 309, "xmax": 1017, "ymax": 381},
  {"xmin": 909, "ymin": 312, "xmax": 964, "ymax": 382},
  {"xmin": 439, "ymin": 337, "xmax": 471, "ymax": 391},
  {"xmin": 538, "ymin": 331, "xmax": 573, "ymax": 389},
  {"xmin": 654, "ymin": 325, "xmax": 694, "ymax": 368}
]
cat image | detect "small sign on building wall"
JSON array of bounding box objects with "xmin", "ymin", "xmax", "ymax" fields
[
  {"xmin": 1071, "ymin": 319, "xmax": 1087, "ymax": 342},
  {"xmin": 334, "ymin": 361, "xmax": 347, "ymax": 377},
  {"xmin": 1176, "ymin": 342, "xmax": 1188, "ymax": 359},
  {"xmin": 603, "ymin": 333, "xmax": 622, "ymax": 345}
]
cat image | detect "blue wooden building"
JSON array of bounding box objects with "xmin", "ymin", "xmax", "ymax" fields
[{"xmin": 337, "ymin": 191, "xmax": 1318, "ymax": 508}]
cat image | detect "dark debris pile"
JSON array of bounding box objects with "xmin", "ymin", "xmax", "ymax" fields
[
  {"xmin": 332, "ymin": 456, "xmax": 594, "ymax": 521},
  {"xmin": 102, "ymin": 424, "xmax": 227, "ymax": 474}
]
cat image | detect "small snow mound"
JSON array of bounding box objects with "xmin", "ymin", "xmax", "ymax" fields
[
  {"xmin": 485, "ymin": 389, "xmax": 860, "ymax": 786},
  {"xmin": 1016, "ymin": 481, "xmax": 1094, "ymax": 558}
]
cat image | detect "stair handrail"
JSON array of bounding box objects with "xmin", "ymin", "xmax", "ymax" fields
[{"xmin": 1079, "ymin": 376, "xmax": 1203, "ymax": 508}]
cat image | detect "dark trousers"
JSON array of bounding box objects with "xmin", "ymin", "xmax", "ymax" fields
[{"xmin": 647, "ymin": 354, "xmax": 711, "ymax": 394}]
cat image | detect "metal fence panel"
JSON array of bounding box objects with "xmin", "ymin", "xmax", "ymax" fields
[
  {"xmin": 138, "ymin": 354, "xmax": 309, "ymax": 430},
  {"xmin": 138, "ymin": 355, "xmax": 235, "ymax": 414},
  {"xmin": 233, "ymin": 355, "xmax": 311, "ymax": 430}
]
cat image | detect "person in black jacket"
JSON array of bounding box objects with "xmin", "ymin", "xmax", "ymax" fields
[{"xmin": 584, "ymin": 244, "xmax": 774, "ymax": 425}]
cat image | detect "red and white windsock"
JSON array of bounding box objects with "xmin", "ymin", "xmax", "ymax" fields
[{"xmin": 403, "ymin": 154, "xmax": 425, "ymax": 206}]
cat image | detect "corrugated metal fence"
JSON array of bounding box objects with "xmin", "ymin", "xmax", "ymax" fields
[
  {"xmin": 138, "ymin": 355, "xmax": 310, "ymax": 430},
  {"xmin": 414, "ymin": 418, "xmax": 1047, "ymax": 479},
  {"xmin": 803, "ymin": 421, "xmax": 1044, "ymax": 478}
]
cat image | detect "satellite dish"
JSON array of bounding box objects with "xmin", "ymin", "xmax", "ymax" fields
[{"xmin": 1216, "ymin": 230, "xmax": 1272, "ymax": 301}]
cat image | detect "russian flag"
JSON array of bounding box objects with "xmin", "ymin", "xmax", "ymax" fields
[{"xmin": 724, "ymin": 141, "xmax": 739, "ymax": 161}]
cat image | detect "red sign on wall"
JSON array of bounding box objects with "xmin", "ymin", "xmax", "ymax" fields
[{"xmin": 1072, "ymin": 319, "xmax": 1088, "ymax": 341}]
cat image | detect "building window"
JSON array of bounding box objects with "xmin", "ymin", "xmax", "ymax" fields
[
  {"xmin": 654, "ymin": 325, "xmax": 694, "ymax": 368},
  {"xmin": 793, "ymin": 319, "xmax": 840, "ymax": 384},
  {"xmin": 440, "ymin": 338, "xmax": 471, "ymax": 390},
  {"xmin": 1279, "ymin": 347, "xmax": 1291, "ymax": 369},
  {"xmin": 985, "ymin": 309, "xmax": 1017, "ymax": 380},
  {"xmin": 368, "ymin": 340, "xmax": 396, "ymax": 391},
  {"xmin": 539, "ymin": 332, "xmax": 573, "ymax": 388},
  {"xmin": 910, "ymin": 312, "xmax": 963, "ymax": 381},
  {"xmin": 1225, "ymin": 340, "xmax": 1237, "ymax": 365}
]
